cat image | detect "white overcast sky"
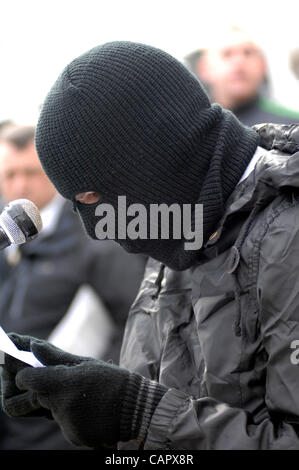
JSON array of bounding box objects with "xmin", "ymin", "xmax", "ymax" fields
[{"xmin": 1, "ymin": 0, "xmax": 299, "ymax": 124}]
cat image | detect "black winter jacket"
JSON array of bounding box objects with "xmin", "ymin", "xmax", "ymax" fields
[{"xmin": 120, "ymin": 123, "xmax": 299, "ymax": 449}]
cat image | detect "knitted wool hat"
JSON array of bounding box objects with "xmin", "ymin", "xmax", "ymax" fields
[{"xmin": 35, "ymin": 41, "xmax": 258, "ymax": 270}]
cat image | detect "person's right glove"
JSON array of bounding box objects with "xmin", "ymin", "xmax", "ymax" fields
[{"xmin": 1, "ymin": 333, "xmax": 167, "ymax": 449}]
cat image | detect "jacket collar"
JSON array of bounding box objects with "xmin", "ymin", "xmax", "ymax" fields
[{"xmin": 204, "ymin": 123, "xmax": 299, "ymax": 250}]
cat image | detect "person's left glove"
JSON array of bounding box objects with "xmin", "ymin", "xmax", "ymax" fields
[{"xmin": 0, "ymin": 333, "xmax": 167, "ymax": 449}]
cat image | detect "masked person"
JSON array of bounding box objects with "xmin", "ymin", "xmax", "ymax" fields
[{"xmin": 2, "ymin": 42, "xmax": 299, "ymax": 450}]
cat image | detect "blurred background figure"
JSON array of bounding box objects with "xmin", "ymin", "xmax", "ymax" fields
[
  {"xmin": 0, "ymin": 120, "xmax": 15, "ymax": 139},
  {"xmin": 185, "ymin": 26, "xmax": 299, "ymax": 126},
  {"xmin": 289, "ymin": 47, "xmax": 299, "ymax": 80},
  {"xmin": 0, "ymin": 125, "xmax": 146, "ymax": 449}
]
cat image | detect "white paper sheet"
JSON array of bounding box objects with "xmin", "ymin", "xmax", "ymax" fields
[{"xmin": 0, "ymin": 326, "xmax": 44, "ymax": 367}]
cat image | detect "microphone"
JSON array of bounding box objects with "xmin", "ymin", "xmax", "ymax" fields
[{"xmin": 0, "ymin": 199, "xmax": 43, "ymax": 250}]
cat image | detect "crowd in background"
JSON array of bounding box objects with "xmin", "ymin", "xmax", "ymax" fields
[{"xmin": 0, "ymin": 24, "xmax": 298, "ymax": 450}]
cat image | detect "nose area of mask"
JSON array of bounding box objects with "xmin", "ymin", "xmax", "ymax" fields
[{"xmin": 75, "ymin": 200, "xmax": 100, "ymax": 239}]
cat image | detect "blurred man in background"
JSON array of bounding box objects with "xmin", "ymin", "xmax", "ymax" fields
[
  {"xmin": 289, "ymin": 47, "xmax": 299, "ymax": 80},
  {"xmin": 0, "ymin": 120, "xmax": 15, "ymax": 138},
  {"xmin": 185, "ymin": 26, "xmax": 299, "ymax": 126},
  {"xmin": 0, "ymin": 125, "xmax": 145, "ymax": 449}
]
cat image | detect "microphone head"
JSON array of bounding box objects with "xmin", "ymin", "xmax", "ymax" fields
[{"xmin": 0, "ymin": 199, "xmax": 43, "ymax": 245}]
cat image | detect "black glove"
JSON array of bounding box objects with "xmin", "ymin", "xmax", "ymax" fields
[
  {"xmin": 0, "ymin": 333, "xmax": 167, "ymax": 448},
  {"xmin": 1, "ymin": 334, "xmax": 52, "ymax": 419}
]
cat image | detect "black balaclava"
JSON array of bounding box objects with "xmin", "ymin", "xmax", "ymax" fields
[{"xmin": 35, "ymin": 41, "xmax": 258, "ymax": 271}]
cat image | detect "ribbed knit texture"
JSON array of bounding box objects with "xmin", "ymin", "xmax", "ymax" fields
[
  {"xmin": 35, "ymin": 41, "xmax": 259, "ymax": 270},
  {"xmin": 120, "ymin": 374, "xmax": 167, "ymax": 443}
]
